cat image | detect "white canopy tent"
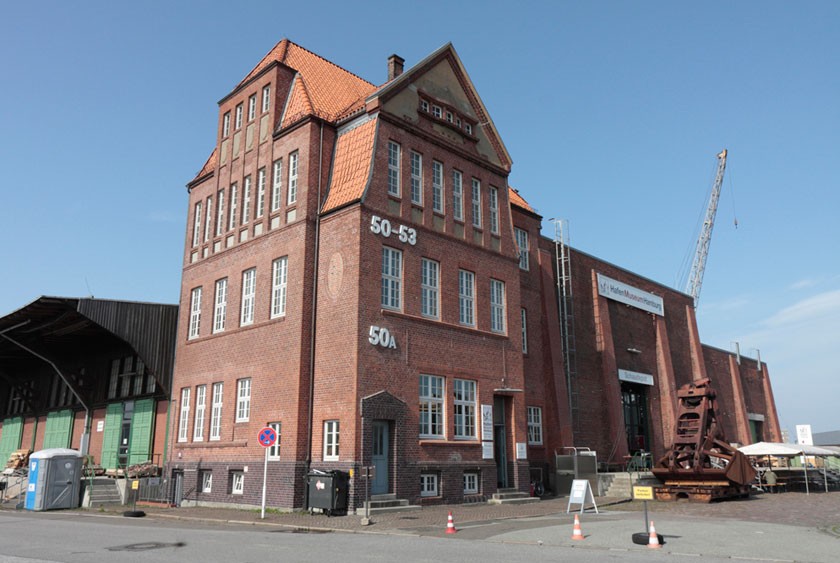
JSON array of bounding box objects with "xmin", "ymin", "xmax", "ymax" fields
[{"xmin": 738, "ymin": 442, "xmax": 840, "ymax": 494}]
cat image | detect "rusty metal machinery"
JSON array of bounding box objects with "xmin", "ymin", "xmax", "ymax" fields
[{"xmin": 652, "ymin": 378, "xmax": 756, "ymax": 502}]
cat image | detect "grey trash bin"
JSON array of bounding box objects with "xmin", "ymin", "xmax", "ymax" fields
[{"xmin": 307, "ymin": 470, "xmax": 349, "ymax": 516}]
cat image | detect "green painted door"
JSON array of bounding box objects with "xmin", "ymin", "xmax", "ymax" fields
[
  {"xmin": 128, "ymin": 398, "xmax": 155, "ymax": 465},
  {"xmin": 100, "ymin": 403, "xmax": 123, "ymax": 469},
  {"xmin": 42, "ymin": 410, "xmax": 73, "ymax": 449},
  {"xmin": 0, "ymin": 417, "xmax": 24, "ymax": 464}
]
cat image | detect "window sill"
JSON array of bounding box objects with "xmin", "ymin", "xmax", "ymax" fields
[{"xmin": 419, "ymin": 439, "xmax": 480, "ymax": 446}]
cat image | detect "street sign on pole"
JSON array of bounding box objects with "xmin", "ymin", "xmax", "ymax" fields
[{"xmin": 257, "ymin": 427, "xmax": 277, "ymax": 520}]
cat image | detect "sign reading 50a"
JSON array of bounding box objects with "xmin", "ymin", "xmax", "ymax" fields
[
  {"xmin": 368, "ymin": 325, "xmax": 396, "ymax": 349},
  {"xmin": 370, "ymin": 215, "xmax": 417, "ymax": 245}
]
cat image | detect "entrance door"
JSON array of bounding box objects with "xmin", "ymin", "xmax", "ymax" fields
[
  {"xmin": 172, "ymin": 470, "xmax": 184, "ymax": 507},
  {"xmin": 46, "ymin": 457, "xmax": 79, "ymax": 509},
  {"xmin": 493, "ymin": 396, "xmax": 508, "ymax": 488},
  {"xmin": 621, "ymin": 382, "xmax": 650, "ymax": 454},
  {"xmin": 371, "ymin": 421, "xmax": 389, "ymax": 494}
]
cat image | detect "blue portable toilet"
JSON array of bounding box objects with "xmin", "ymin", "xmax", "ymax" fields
[{"xmin": 24, "ymin": 449, "xmax": 84, "ymax": 511}]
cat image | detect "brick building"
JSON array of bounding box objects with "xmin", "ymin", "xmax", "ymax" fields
[{"xmin": 169, "ymin": 40, "xmax": 780, "ymax": 510}]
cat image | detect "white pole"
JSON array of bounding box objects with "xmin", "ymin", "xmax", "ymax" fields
[{"xmin": 261, "ymin": 446, "xmax": 268, "ymax": 519}]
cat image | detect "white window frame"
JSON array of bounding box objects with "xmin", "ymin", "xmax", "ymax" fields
[
  {"xmin": 432, "ymin": 105, "xmax": 442, "ymax": 119},
  {"xmin": 270, "ymin": 256, "xmax": 288, "ymax": 318},
  {"xmin": 222, "ymin": 112, "xmax": 230, "ymax": 137},
  {"xmin": 192, "ymin": 201, "xmax": 202, "ymax": 247},
  {"xmin": 323, "ymin": 420, "xmax": 339, "ymax": 461},
  {"xmin": 458, "ymin": 270, "xmax": 475, "ymax": 327},
  {"xmin": 271, "ymin": 158, "xmax": 283, "ymax": 212},
  {"xmin": 420, "ymin": 473, "xmax": 439, "ymax": 497},
  {"xmin": 236, "ymin": 378, "xmax": 251, "ymax": 422},
  {"xmin": 235, "ymin": 103, "xmax": 243, "ymax": 130},
  {"xmin": 216, "ymin": 189, "xmax": 225, "ymax": 236},
  {"xmin": 527, "ymin": 406, "xmax": 543, "ymax": 445},
  {"xmin": 465, "ymin": 123, "xmax": 473, "ymax": 135},
  {"xmin": 241, "ymin": 175, "xmax": 251, "ymax": 224},
  {"xmin": 453, "ymin": 379, "xmax": 477, "ymax": 439},
  {"xmin": 419, "ymin": 374, "xmax": 444, "ymax": 438},
  {"xmin": 201, "ymin": 470, "xmax": 212, "ymax": 493},
  {"xmin": 262, "ymin": 85, "xmax": 271, "ymax": 112},
  {"xmin": 521, "ymin": 308, "xmax": 528, "ymax": 354},
  {"xmin": 240, "ymin": 268, "xmax": 256, "ymax": 326},
  {"xmin": 193, "ymin": 384, "xmax": 206, "ymax": 441},
  {"xmin": 288, "ymin": 151, "xmax": 298, "ymax": 205},
  {"xmin": 231, "ymin": 471, "xmax": 244, "ymax": 495},
  {"xmin": 489, "ymin": 186, "xmax": 499, "ymax": 234},
  {"xmin": 490, "ymin": 279, "xmax": 506, "ymax": 334},
  {"xmin": 381, "ymin": 246, "xmax": 402, "ymax": 311},
  {"xmin": 432, "ymin": 161, "xmax": 444, "ymax": 213},
  {"xmin": 256, "ymin": 168, "xmax": 266, "ymax": 218},
  {"xmin": 420, "ymin": 258, "xmax": 439, "ymax": 319},
  {"xmin": 210, "ymin": 382, "xmax": 223, "ymax": 441},
  {"xmin": 213, "ymin": 278, "xmax": 227, "ymax": 333},
  {"xmin": 177, "ymin": 387, "xmax": 190, "ymax": 442},
  {"xmin": 463, "ymin": 472, "xmax": 479, "ymax": 495},
  {"xmin": 204, "ymin": 196, "xmax": 213, "ymax": 242},
  {"xmin": 515, "ymin": 228, "xmax": 530, "ymax": 270},
  {"xmin": 188, "ymin": 287, "xmax": 202, "ymax": 340},
  {"xmin": 248, "ymin": 94, "xmax": 256, "ymax": 121},
  {"xmin": 267, "ymin": 421, "xmax": 281, "ymax": 460},
  {"xmin": 452, "ymin": 170, "xmax": 463, "ymax": 221},
  {"xmin": 228, "ymin": 183, "xmax": 238, "ymax": 230},
  {"xmin": 410, "ymin": 151, "xmax": 423, "ymax": 205},
  {"xmin": 387, "ymin": 141, "xmax": 401, "ymax": 197},
  {"xmin": 471, "ymin": 178, "xmax": 482, "ymax": 228}
]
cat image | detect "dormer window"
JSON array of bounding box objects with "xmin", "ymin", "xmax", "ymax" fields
[
  {"xmin": 465, "ymin": 123, "xmax": 472, "ymax": 135},
  {"xmin": 418, "ymin": 92, "xmax": 477, "ymax": 139},
  {"xmin": 421, "ymin": 100, "xmax": 429, "ymax": 113},
  {"xmin": 446, "ymin": 111, "xmax": 453, "ymax": 123},
  {"xmin": 456, "ymin": 117, "xmax": 462, "ymax": 128},
  {"xmin": 432, "ymin": 105, "xmax": 442, "ymax": 119}
]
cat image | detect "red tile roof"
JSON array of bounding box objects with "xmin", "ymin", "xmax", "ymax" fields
[
  {"xmin": 322, "ymin": 117, "xmax": 378, "ymax": 213},
  {"xmin": 191, "ymin": 148, "xmax": 217, "ymax": 185},
  {"xmin": 508, "ymin": 187, "xmax": 534, "ymax": 213}
]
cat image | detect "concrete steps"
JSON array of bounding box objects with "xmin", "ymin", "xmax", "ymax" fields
[
  {"xmin": 487, "ymin": 488, "xmax": 540, "ymax": 505},
  {"xmin": 355, "ymin": 493, "xmax": 419, "ymax": 515},
  {"xmin": 599, "ymin": 472, "xmax": 657, "ymax": 498},
  {"xmin": 84, "ymin": 477, "xmax": 123, "ymax": 507}
]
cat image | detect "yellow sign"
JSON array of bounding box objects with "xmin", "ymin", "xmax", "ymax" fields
[
  {"xmin": 131, "ymin": 480, "xmax": 140, "ymax": 490},
  {"xmin": 633, "ymin": 486, "xmax": 654, "ymax": 500}
]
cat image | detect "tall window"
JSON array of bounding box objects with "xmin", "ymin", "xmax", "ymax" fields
[
  {"xmin": 420, "ymin": 258, "xmax": 439, "ymax": 319},
  {"xmin": 256, "ymin": 168, "xmax": 266, "ymax": 218},
  {"xmin": 204, "ymin": 196, "xmax": 213, "ymax": 242},
  {"xmin": 288, "ymin": 152, "xmax": 298, "ymax": 205},
  {"xmin": 515, "ymin": 228, "xmax": 529, "ymax": 270},
  {"xmin": 527, "ymin": 406, "xmax": 543, "ymax": 445},
  {"xmin": 235, "ymin": 103, "xmax": 243, "ymax": 129},
  {"xmin": 381, "ymin": 247, "xmax": 402, "ymax": 310},
  {"xmin": 271, "ymin": 159, "xmax": 283, "ymax": 212},
  {"xmin": 210, "ymin": 382, "xmax": 223, "ymax": 441},
  {"xmin": 188, "ymin": 287, "xmax": 202, "ymax": 340},
  {"xmin": 410, "ymin": 151, "xmax": 423, "ymax": 205},
  {"xmin": 420, "ymin": 473, "xmax": 438, "ymax": 497},
  {"xmin": 454, "ymin": 379, "xmax": 476, "ymax": 439},
  {"xmin": 387, "ymin": 141, "xmax": 401, "ymax": 196},
  {"xmin": 231, "ymin": 471, "xmax": 244, "ymax": 495},
  {"xmin": 419, "ymin": 375, "xmax": 444, "ymax": 438},
  {"xmin": 178, "ymin": 388, "xmax": 190, "ymax": 442},
  {"xmin": 490, "ymin": 279, "xmax": 506, "ymax": 333},
  {"xmin": 240, "ymin": 268, "xmax": 256, "ymax": 326},
  {"xmin": 262, "ymin": 85, "xmax": 271, "ymax": 112},
  {"xmin": 248, "ymin": 94, "xmax": 256, "ymax": 121},
  {"xmin": 241, "ymin": 175, "xmax": 251, "ymax": 224},
  {"xmin": 228, "ymin": 183, "xmax": 238, "ymax": 230},
  {"xmin": 192, "ymin": 202, "xmax": 202, "ymax": 246},
  {"xmin": 201, "ymin": 471, "xmax": 213, "ymax": 493},
  {"xmin": 471, "ymin": 179, "xmax": 482, "ymax": 228},
  {"xmin": 324, "ymin": 420, "xmax": 339, "ymax": 461},
  {"xmin": 271, "ymin": 257, "xmax": 288, "ymax": 318},
  {"xmin": 489, "ymin": 186, "xmax": 499, "ymax": 234},
  {"xmin": 521, "ymin": 308, "xmax": 528, "ymax": 354},
  {"xmin": 267, "ymin": 422, "xmax": 281, "ymax": 460},
  {"xmin": 193, "ymin": 385, "xmax": 206, "ymax": 441},
  {"xmin": 432, "ymin": 161, "xmax": 444, "ymax": 213},
  {"xmin": 458, "ymin": 270, "xmax": 475, "ymax": 326},
  {"xmin": 213, "ymin": 278, "xmax": 227, "ymax": 333},
  {"xmin": 222, "ymin": 112, "xmax": 230, "ymax": 137},
  {"xmin": 452, "ymin": 170, "xmax": 463, "ymax": 221},
  {"xmin": 236, "ymin": 378, "xmax": 251, "ymax": 422},
  {"xmin": 216, "ymin": 190, "xmax": 225, "ymax": 236}
]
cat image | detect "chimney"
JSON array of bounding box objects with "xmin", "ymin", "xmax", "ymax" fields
[{"xmin": 387, "ymin": 54, "xmax": 405, "ymax": 81}]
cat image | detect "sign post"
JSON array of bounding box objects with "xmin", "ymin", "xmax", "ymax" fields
[
  {"xmin": 633, "ymin": 485, "xmax": 654, "ymax": 534},
  {"xmin": 257, "ymin": 426, "xmax": 277, "ymax": 520}
]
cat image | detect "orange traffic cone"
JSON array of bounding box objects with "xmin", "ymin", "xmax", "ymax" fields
[
  {"xmin": 445, "ymin": 511, "xmax": 457, "ymax": 534},
  {"xmin": 647, "ymin": 521, "xmax": 662, "ymax": 549},
  {"xmin": 571, "ymin": 513, "xmax": 584, "ymax": 540}
]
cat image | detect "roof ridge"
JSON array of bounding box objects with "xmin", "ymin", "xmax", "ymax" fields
[{"xmin": 285, "ymin": 40, "xmax": 375, "ymax": 87}]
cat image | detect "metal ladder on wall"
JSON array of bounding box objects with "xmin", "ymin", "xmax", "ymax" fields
[{"xmin": 554, "ymin": 219, "xmax": 580, "ymax": 432}]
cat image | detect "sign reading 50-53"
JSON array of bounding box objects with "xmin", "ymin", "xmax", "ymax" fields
[{"xmin": 370, "ymin": 215, "xmax": 417, "ymax": 245}]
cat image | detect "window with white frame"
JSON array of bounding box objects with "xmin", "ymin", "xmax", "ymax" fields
[
  {"xmin": 410, "ymin": 151, "xmax": 422, "ymax": 205},
  {"xmin": 236, "ymin": 378, "xmax": 251, "ymax": 422},
  {"xmin": 458, "ymin": 270, "xmax": 475, "ymax": 326},
  {"xmin": 193, "ymin": 385, "xmax": 206, "ymax": 441},
  {"xmin": 222, "ymin": 112, "xmax": 230, "ymax": 137},
  {"xmin": 465, "ymin": 123, "xmax": 472, "ymax": 135},
  {"xmin": 262, "ymin": 85, "xmax": 270, "ymax": 112},
  {"xmin": 240, "ymin": 268, "xmax": 256, "ymax": 326},
  {"xmin": 213, "ymin": 278, "xmax": 227, "ymax": 333},
  {"xmin": 235, "ymin": 103, "xmax": 243, "ymax": 129},
  {"xmin": 527, "ymin": 406, "xmax": 543, "ymax": 445},
  {"xmin": 463, "ymin": 472, "xmax": 479, "ymax": 495},
  {"xmin": 323, "ymin": 420, "xmax": 339, "ymax": 461},
  {"xmin": 216, "ymin": 190, "xmax": 225, "ymax": 236},
  {"xmin": 420, "ymin": 258, "xmax": 439, "ymax": 319},
  {"xmin": 515, "ymin": 227, "xmax": 529, "ymax": 270},
  {"xmin": 256, "ymin": 168, "xmax": 266, "ymax": 218},
  {"xmin": 210, "ymin": 382, "xmax": 223, "ymax": 441},
  {"xmin": 271, "ymin": 256, "xmax": 288, "ymax": 318},
  {"xmin": 231, "ymin": 471, "xmax": 244, "ymax": 495},
  {"xmin": 521, "ymin": 308, "xmax": 528, "ymax": 354},
  {"xmin": 188, "ymin": 287, "xmax": 202, "ymax": 339},
  {"xmin": 420, "ymin": 473, "xmax": 438, "ymax": 497},
  {"xmin": 288, "ymin": 151, "xmax": 298, "ymax": 205},
  {"xmin": 177, "ymin": 387, "xmax": 190, "ymax": 442},
  {"xmin": 201, "ymin": 470, "xmax": 212, "ymax": 493},
  {"xmin": 248, "ymin": 94, "xmax": 256, "ymax": 121},
  {"xmin": 432, "ymin": 105, "xmax": 442, "ymax": 119},
  {"xmin": 454, "ymin": 379, "xmax": 477, "ymax": 439},
  {"xmin": 471, "ymin": 179, "xmax": 481, "ymax": 228},
  {"xmin": 419, "ymin": 374, "xmax": 444, "ymax": 438},
  {"xmin": 267, "ymin": 421, "xmax": 281, "ymax": 460},
  {"xmin": 489, "ymin": 186, "xmax": 499, "ymax": 234},
  {"xmin": 192, "ymin": 201, "xmax": 202, "ymax": 246},
  {"xmin": 204, "ymin": 196, "xmax": 213, "ymax": 242},
  {"xmin": 387, "ymin": 141, "xmax": 400, "ymax": 196},
  {"xmin": 452, "ymin": 170, "xmax": 463, "ymax": 221},
  {"xmin": 490, "ymin": 279, "xmax": 506, "ymax": 333},
  {"xmin": 432, "ymin": 161, "xmax": 444, "ymax": 213},
  {"xmin": 271, "ymin": 159, "xmax": 282, "ymax": 212},
  {"xmin": 228, "ymin": 183, "xmax": 238, "ymax": 230},
  {"xmin": 381, "ymin": 247, "xmax": 402, "ymax": 310},
  {"xmin": 241, "ymin": 175, "xmax": 251, "ymax": 224}
]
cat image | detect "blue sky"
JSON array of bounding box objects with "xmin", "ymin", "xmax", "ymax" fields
[{"xmin": 2, "ymin": 1, "xmax": 838, "ymax": 435}]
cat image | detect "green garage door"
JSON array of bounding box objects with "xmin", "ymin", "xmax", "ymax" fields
[
  {"xmin": 42, "ymin": 410, "xmax": 74, "ymax": 449},
  {"xmin": 100, "ymin": 403, "xmax": 123, "ymax": 469},
  {"xmin": 0, "ymin": 417, "xmax": 24, "ymax": 464},
  {"xmin": 129, "ymin": 398, "xmax": 155, "ymax": 465}
]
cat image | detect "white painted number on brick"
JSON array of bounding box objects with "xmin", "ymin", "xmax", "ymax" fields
[
  {"xmin": 368, "ymin": 325, "xmax": 397, "ymax": 349},
  {"xmin": 370, "ymin": 215, "xmax": 416, "ymax": 246}
]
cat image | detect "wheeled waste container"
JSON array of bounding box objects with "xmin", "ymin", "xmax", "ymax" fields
[{"xmin": 307, "ymin": 470, "xmax": 349, "ymax": 516}]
